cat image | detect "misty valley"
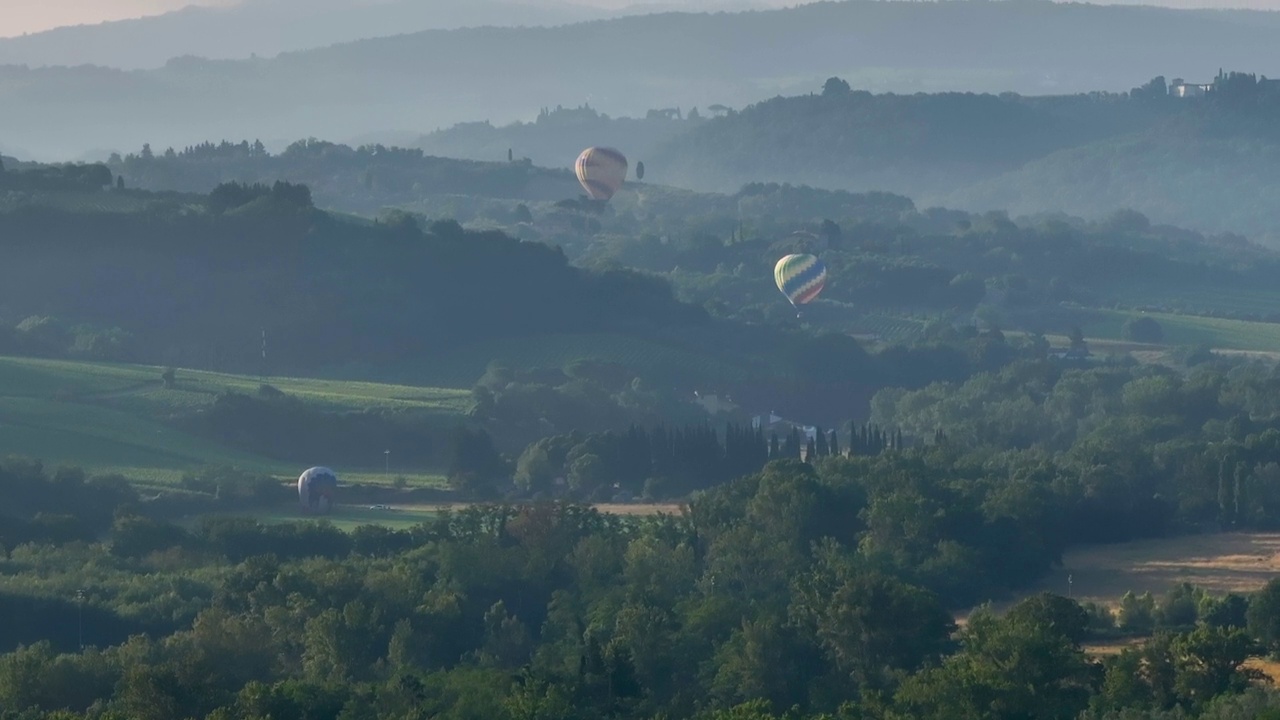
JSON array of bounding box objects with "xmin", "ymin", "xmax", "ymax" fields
[{"xmin": 8, "ymin": 2, "xmax": 1280, "ymax": 719}]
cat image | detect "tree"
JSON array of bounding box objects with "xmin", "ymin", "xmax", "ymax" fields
[
  {"xmin": 1135, "ymin": 75, "xmax": 1168, "ymax": 99},
  {"xmin": 792, "ymin": 545, "xmax": 955, "ymax": 691},
  {"xmin": 568, "ymin": 453, "xmax": 606, "ymax": 497},
  {"xmin": 514, "ymin": 445, "xmax": 554, "ymax": 495},
  {"xmin": 894, "ymin": 604, "xmax": 1095, "ymax": 720},
  {"xmin": 822, "ymin": 77, "xmax": 852, "ymax": 96},
  {"xmin": 1248, "ymin": 578, "xmax": 1280, "ymax": 655},
  {"xmin": 1123, "ymin": 316, "xmax": 1164, "ymax": 344},
  {"xmin": 477, "ymin": 601, "xmax": 532, "ymax": 669},
  {"xmin": 1118, "ymin": 591, "xmax": 1157, "ymax": 634},
  {"xmin": 1067, "ymin": 326, "xmax": 1089, "ymax": 353},
  {"xmin": 1004, "ymin": 593, "xmax": 1090, "ymax": 645},
  {"xmin": 1202, "ymin": 594, "xmax": 1249, "ymax": 630},
  {"xmin": 447, "ymin": 427, "xmax": 508, "ymax": 497},
  {"xmin": 110, "ymin": 515, "xmax": 189, "ymax": 558},
  {"xmin": 14, "ymin": 316, "xmax": 68, "ymax": 357},
  {"xmin": 821, "ymin": 219, "xmax": 842, "ymax": 246},
  {"xmin": 710, "ymin": 617, "xmax": 807, "ymax": 712}
]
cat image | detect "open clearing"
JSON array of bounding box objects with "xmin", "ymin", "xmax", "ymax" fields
[
  {"xmin": 1078, "ymin": 640, "xmax": 1280, "ymax": 682},
  {"xmin": 965, "ymin": 532, "xmax": 1280, "ymax": 680},
  {"xmin": 0, "ymin": 355, "xmax": 463, "ymax": 486},
  {"xmin": 202, "ymin": 501, "xmax": 686, "ymax": 532},
  {"xmin": 393, "ymin": 501, "xmax": 684, "ymax": 517},
  {"xmin": 1030, "ymin": 532, "xmax": 1280, "ymax": 608},
  {"xmin": 965, "ymin": 533, "xmax": 1280, "ymax": 622},
  {"xmin": 1082, "ymin": 309, "xmax": 1280, "ymax": 353},
  {"xmin": 393, "ymin": 332, "xmax": 754, "ymax": 388}
]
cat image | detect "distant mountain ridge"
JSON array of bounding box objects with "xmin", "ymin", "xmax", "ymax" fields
[
  {"xmin": 0, "ymin": 0, "xmax": 790, "ymax": 72},
  {"xmin": 0, "ymin": 0, "xmax": 607, "ymax": 70},
  {"xmin": 645, "ymin": 73, "xmax": 1280, "ymax": 244},
  {"xmin": 5, "ymin": 0, "xmax": 1280, "ymax": 162}
]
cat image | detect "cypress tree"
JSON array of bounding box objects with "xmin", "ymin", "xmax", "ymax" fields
[
  {"xmin": 1235, "ymin": 461, "xmax": 1249, "ymax": 525},
  {"xmin": 1218, "ymin": 455, "xmax": 1233, "ymax": 524},
  {"xmin": 815, "ymin": 426, "xmax": 830, "ymax": 457},
  {"xmin": 829, "ymin": 429, "xmax": 840, "ymax": 457},
  {"xmin": 806, "ymin": 437, "xmax": 817, "ymax": 463}
]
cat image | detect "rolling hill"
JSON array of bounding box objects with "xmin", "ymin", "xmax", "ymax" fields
[
  {"xmin": 0, "ymin": 0, "xmax": 607, "ymax": 71},
  {"xmin": 944, "ymin": 129, "xmax": 1280, "ymax": 246},
  {"xmin": 645, "ymin": 76, "xmax": 1280, "ymax": 245},
  {"xmin": 0, "ymin": 354, "xmax": 466, "ymax": 485}
]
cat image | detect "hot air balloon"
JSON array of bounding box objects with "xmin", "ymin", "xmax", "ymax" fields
[
  {"xmin": 575, "ymin": 147, "xmax": 628, "ymax": 201},
  {"xmin": 774, "ymin": 254, "xmax": 827, "ymax": 308},
  {"xmin": 298, "ymin": 466, "xmax": 339, "ymax": 514}
]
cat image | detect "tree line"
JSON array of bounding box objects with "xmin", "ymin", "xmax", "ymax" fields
[{"xmin": 7, "ymin": 455, "xmax": 1280, "ymax": 719}]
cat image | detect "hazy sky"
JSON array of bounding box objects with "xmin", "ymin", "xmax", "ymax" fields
[
  {"xmin": 0, "ymin": 0, "xmax": 781, "ymax": 37},
  {"xmin": 4, "ymin": 1, "xmax": 221, "ymax": 36},
  {"xmin": 4, "ymin": 0, "xmax": 1280, "ymax": 39}
]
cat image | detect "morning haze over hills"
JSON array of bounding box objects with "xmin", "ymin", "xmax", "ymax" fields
[
  {"xmin": 0, "ymin": 0, "xmax": 791, "ymax": 69},
  {"xmin": 18, "ymin": 1, "xmax": 1280, "ymax": 718},
  {"xmin": 4, "ymin": 0, "xmax": 1280, "ymax": 160}
]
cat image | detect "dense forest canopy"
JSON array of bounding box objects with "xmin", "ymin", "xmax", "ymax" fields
[
  {"xmin": 7, "ymin": 444, "xmax": 1280, "ymax": 720},
  {"xmin": 104, "ymin": 138, "xmax": 584, "ymax": 215}
]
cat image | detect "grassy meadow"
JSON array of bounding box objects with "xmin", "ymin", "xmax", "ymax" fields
[
  {"xmin": 201, "ymin": 501, "xmax": 684, "ymax": 533},
  {"xmin": 0, "ymin": 355, "xmax": 462, "ymax": 486},
  {"xmin": 378, "ymin": 332, "xmax": 756, "ymax": 388},
  {"xmin": 1081, "ymin": 309, "xmax": 1280, "ymax": 353}
]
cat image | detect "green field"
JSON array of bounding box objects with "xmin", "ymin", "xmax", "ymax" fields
[
  {"xmin": 0, "ymin": 190, "xmax": 180, "ymax": 215},
  {"xmin": 0, "ymin": 355, "xmax": 463, "ymax": 486},
  {"xmin": 1080, "ymin": 309, "xmax": 1280, "ymax": 353},
  {"xmin": 846, "ymin": 314, "xmax": 927, "ymax": 342},
  {"xmin": 1089, "ymin": 281, "xmax": 1280, "ymax": 319},
  {"xmin": 378, "ymin": 332, "xmax": 754, "ymax": 387},
  {"xmin": 199, "ymin": 503, "xmax": 446, "ymax": 532}
]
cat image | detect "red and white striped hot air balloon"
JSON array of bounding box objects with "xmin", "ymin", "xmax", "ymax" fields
[{"xmin": 575, "ymin": 146, "xmax": 628, "ymax": 201}]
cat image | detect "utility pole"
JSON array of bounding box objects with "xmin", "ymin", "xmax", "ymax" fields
[
  {"xmin": 1068, "ymin": 574, "xmax": 1074, "ymax": 599},
  {"xmin": 260, "ymin": 328, "xmax": 268, "ymax": 382},
  {"xmin": 384, "ymin": 449, "xmax": 391, "ymax": 475}
]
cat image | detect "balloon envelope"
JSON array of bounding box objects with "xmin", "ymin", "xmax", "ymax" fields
[
  {"xmin": 774, "ymin": 254, "xmax": 827, "ymax": 306},
  {"xmin": 298, "ymin": 466, "xmax": 338, "ymax": 513},
  {"xmin": 575, "ymin": 147, "xmax": 628, "ymax": 201}
]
